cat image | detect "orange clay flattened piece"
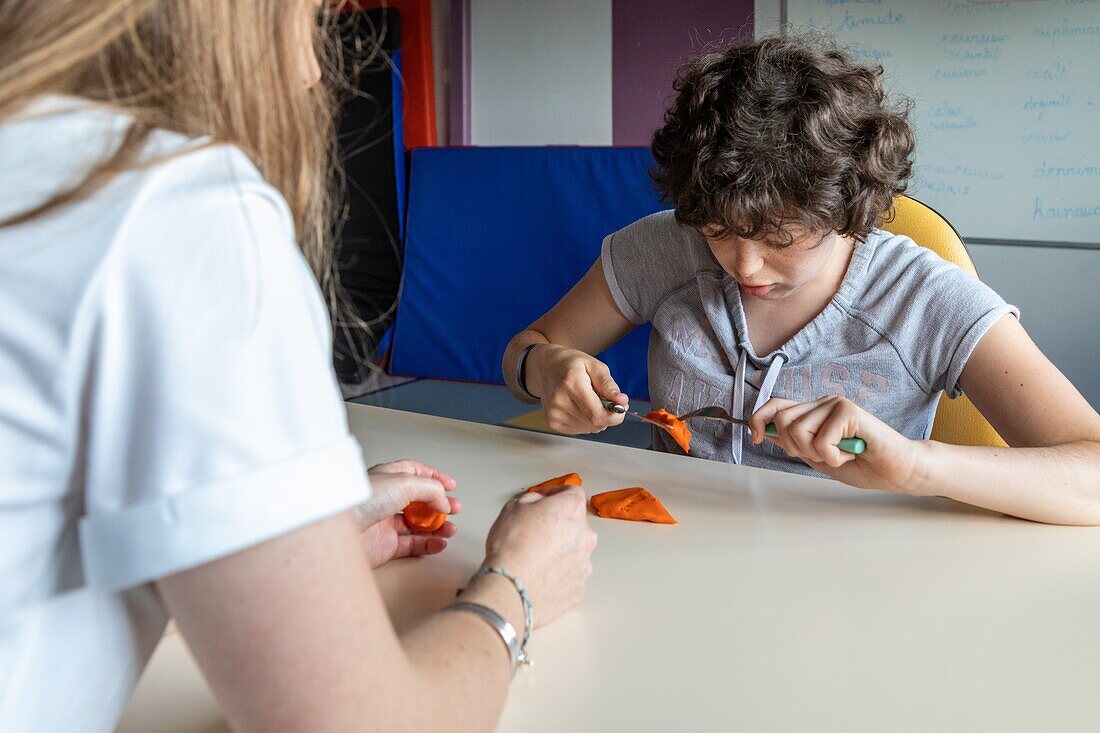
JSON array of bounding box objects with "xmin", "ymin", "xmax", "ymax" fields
[
  {"xmin": 526, "ymin": 472, "xmax": 583, "ymax": 494},
  {"xmin": 645, "ymin": 409, "xmax": 692, "ymax": 453},
  {"xmin": 589, "ymin": 487, "xmax": 677, "ymax": 525},
  {"xmin": 402, "ymin": 501, "xmax": 447, "ymax": 532}
]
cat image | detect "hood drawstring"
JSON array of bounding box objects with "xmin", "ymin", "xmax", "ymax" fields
[{"xmin": 731, "ymin": 351, "xmax": 787, "ymax": 464}]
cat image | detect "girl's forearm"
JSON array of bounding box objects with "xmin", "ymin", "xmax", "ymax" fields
[
  {"xmin": 911, "ymin": 440, "xmax": 1100, "ymax": 525},
  {"xmin": 502, "ymin": 330, "xmax": 550, "ymax": 403}
]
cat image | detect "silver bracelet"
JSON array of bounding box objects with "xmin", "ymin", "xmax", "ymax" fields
[
  {"xmin": 443, "ymin": 601, "xmax": 519, "ymax": 675},
  {"xmin": 470, "ymin": 566, "xmax": 534, "ymax": 668}
]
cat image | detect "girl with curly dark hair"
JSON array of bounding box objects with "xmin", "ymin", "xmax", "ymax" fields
[{"xmin": 504, "ymin": 33, "xmax": 1100, "ymax": 525}]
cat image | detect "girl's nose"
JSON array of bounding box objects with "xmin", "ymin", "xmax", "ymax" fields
[{"xmin": 734, "ymin": 240, "xmax": 765, "ymax": 280}]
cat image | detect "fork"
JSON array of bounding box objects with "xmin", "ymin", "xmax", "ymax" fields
[
  {"xmin": 605, "ymin": 401, "xmax": 866, "ymax": 455},
  {"xmin": 678, "ymin": 405, "xmax": 866, "ymax": 455}
]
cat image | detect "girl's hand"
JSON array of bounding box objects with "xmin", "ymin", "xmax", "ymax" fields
[
  {"xmin": 528, "ymin": 344, "xmax": 629, "ymax": 434},
  {"xmin": 357, "ymin": 460, "xmax": 461, "ymax": 568},
  {"xmin": 749, "ymin": 397, "xmax": 924, "ymax": 493}
]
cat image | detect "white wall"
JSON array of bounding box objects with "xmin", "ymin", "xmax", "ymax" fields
[
  {"xmin": 752, "ymin": 0, "xmax": 782, "ymax": 36},
  {"xmin": 752, "ymin": 0, "xmax": 1098, "ymax": 407},
  {"xmin": 969, "ymin": 243, "xmax": 1100, "ymax": 408},
  {"xmin": 469, "ymin": 0, "xmax": 613, "ymax": 145}
]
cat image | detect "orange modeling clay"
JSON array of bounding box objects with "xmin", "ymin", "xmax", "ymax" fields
[
  {"xmin": 526, "ymin": 472, "xmax": 583, "ymax": 494},
  {"xmin": 589, "ymin": 487, "xmax": 677, "ymax": 525},
  {"xmin": 645, "ymin": 409, "xmax": 692, "ymax": 453},
  {"xmin": 402, "ymin": 501, "xmax": 447, "ymax": 532}
]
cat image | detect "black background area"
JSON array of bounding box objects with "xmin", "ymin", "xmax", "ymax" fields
[{"xmin": 333, "ymin": 8, "xmax": 402, "ymax": 384}]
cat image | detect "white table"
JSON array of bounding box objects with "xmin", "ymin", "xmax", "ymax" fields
[{"xmin": 120, "ymin": 404, "xmax": 1100, "ymax": 732}]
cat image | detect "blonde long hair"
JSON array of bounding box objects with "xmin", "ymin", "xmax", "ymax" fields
[{"xmin": 0, "ymin": 0, "xmax": 341, "ymax": 302}]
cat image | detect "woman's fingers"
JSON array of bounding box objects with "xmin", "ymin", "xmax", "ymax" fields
[
  {"xmin": 395, "ymin": 514, "xmax": 458, "ymax": 537},
  {"xmin": 369, "ymin": 459, "xmax": 457, "ymax": 491},
  {"xmin": 400, "ymin": 475, "xmax": 451, "ymax": 515},
  {"xmin": 545, "ymin": 485, "xmax": 589, "ymax": 517},
  {"xmin": 433, "ymin": 521, "xmax": 458, "ymax": 539},
  {"xmin": 526, "ymin": 484, "xmax": 574, "ymax": 497},
  {"xmin": 393, "ymin": 534, "xmax": 449, "ymax": 559},
  {"xmin": 365, "ymin": 473, "xmax": 450, "ymax": 517}
]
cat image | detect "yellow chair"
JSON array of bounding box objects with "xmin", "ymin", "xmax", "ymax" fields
[{"xmin": 881, "ymin": 196, "xmax": 1007, "ymax": 448}]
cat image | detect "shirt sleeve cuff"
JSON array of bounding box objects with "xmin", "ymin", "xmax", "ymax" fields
[
  {"xmin": 79, "ymin": 435, "xmax": 370, "ymax": 591},
  {"xmin": 944, "ymin": 304, "xmax": 1020, "ymax": 398},
  {"xmin": 600, "ymin": 233, "xmax": 646, "ymax": 324}
]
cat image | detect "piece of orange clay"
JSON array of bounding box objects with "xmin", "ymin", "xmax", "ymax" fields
[
  {"xmin": 645, "ymin": 409, "xmax": 692, "ymax": 453},
  {"xmin": 402, "ymin": 501, "xmax": 448, "ymax": 532},
  {"xmin": 526, "ymin": 472, "xmax": 583, "ymax": 494},
  {"xmin": 589, "ymin": 487, "xmax": 677, "ymax": 525}
]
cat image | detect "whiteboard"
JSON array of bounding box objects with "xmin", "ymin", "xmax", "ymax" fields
[{"xmin": 784, "ymin": 0, "xmax": 1100, "ymax": 248}]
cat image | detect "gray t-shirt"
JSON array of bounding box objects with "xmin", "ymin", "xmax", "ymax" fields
[{"xmin": 601, "ymin": 210, "xmax": 1018, "ymax": 476}]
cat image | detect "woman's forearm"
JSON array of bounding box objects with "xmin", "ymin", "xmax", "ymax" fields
[
  {"xmin": 911, "ymin": 440, "xmax": 1100, "ymax": 525},
  {"xmin": 397, "ymin": 573, "xmax": 527, "ymax": 731}
]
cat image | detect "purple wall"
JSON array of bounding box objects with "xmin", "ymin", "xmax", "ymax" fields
[{"xmin": 612, "ymin": 0, "xmax": 754, "ymax": 146}]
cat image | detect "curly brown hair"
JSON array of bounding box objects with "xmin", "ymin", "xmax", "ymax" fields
[{"xmin": 651, "ymin": 32, "xmax": 915, "ymax": 245}]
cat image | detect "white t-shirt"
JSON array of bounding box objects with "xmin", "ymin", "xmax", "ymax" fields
[{"xmin": 0, "ymin": 97, "xmax": 372, "ymax": 731}]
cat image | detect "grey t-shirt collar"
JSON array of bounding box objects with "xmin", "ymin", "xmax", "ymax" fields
[
  {"xmin": 699, "ymin": 232, "xmax": 879, "ymax": 463},
  {"xmin": 713, "ymin": 230, "xmax": 880, "ymax": 367}
]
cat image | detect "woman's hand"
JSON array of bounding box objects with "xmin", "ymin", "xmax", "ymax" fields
[
  {"xmin": 477, "ymin": 486, "xmax": 598, "ymax": 628},
  {"xmin": 749, "ymin": 396, "xmax": 925, "ymax": 493},
  {"xmin": 528, "ymin": 344, "xmax": 628, "ymax": 434},
  {"xmin": 357, "ymin": 460, "xmax": 461, "ymax": 568}
]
